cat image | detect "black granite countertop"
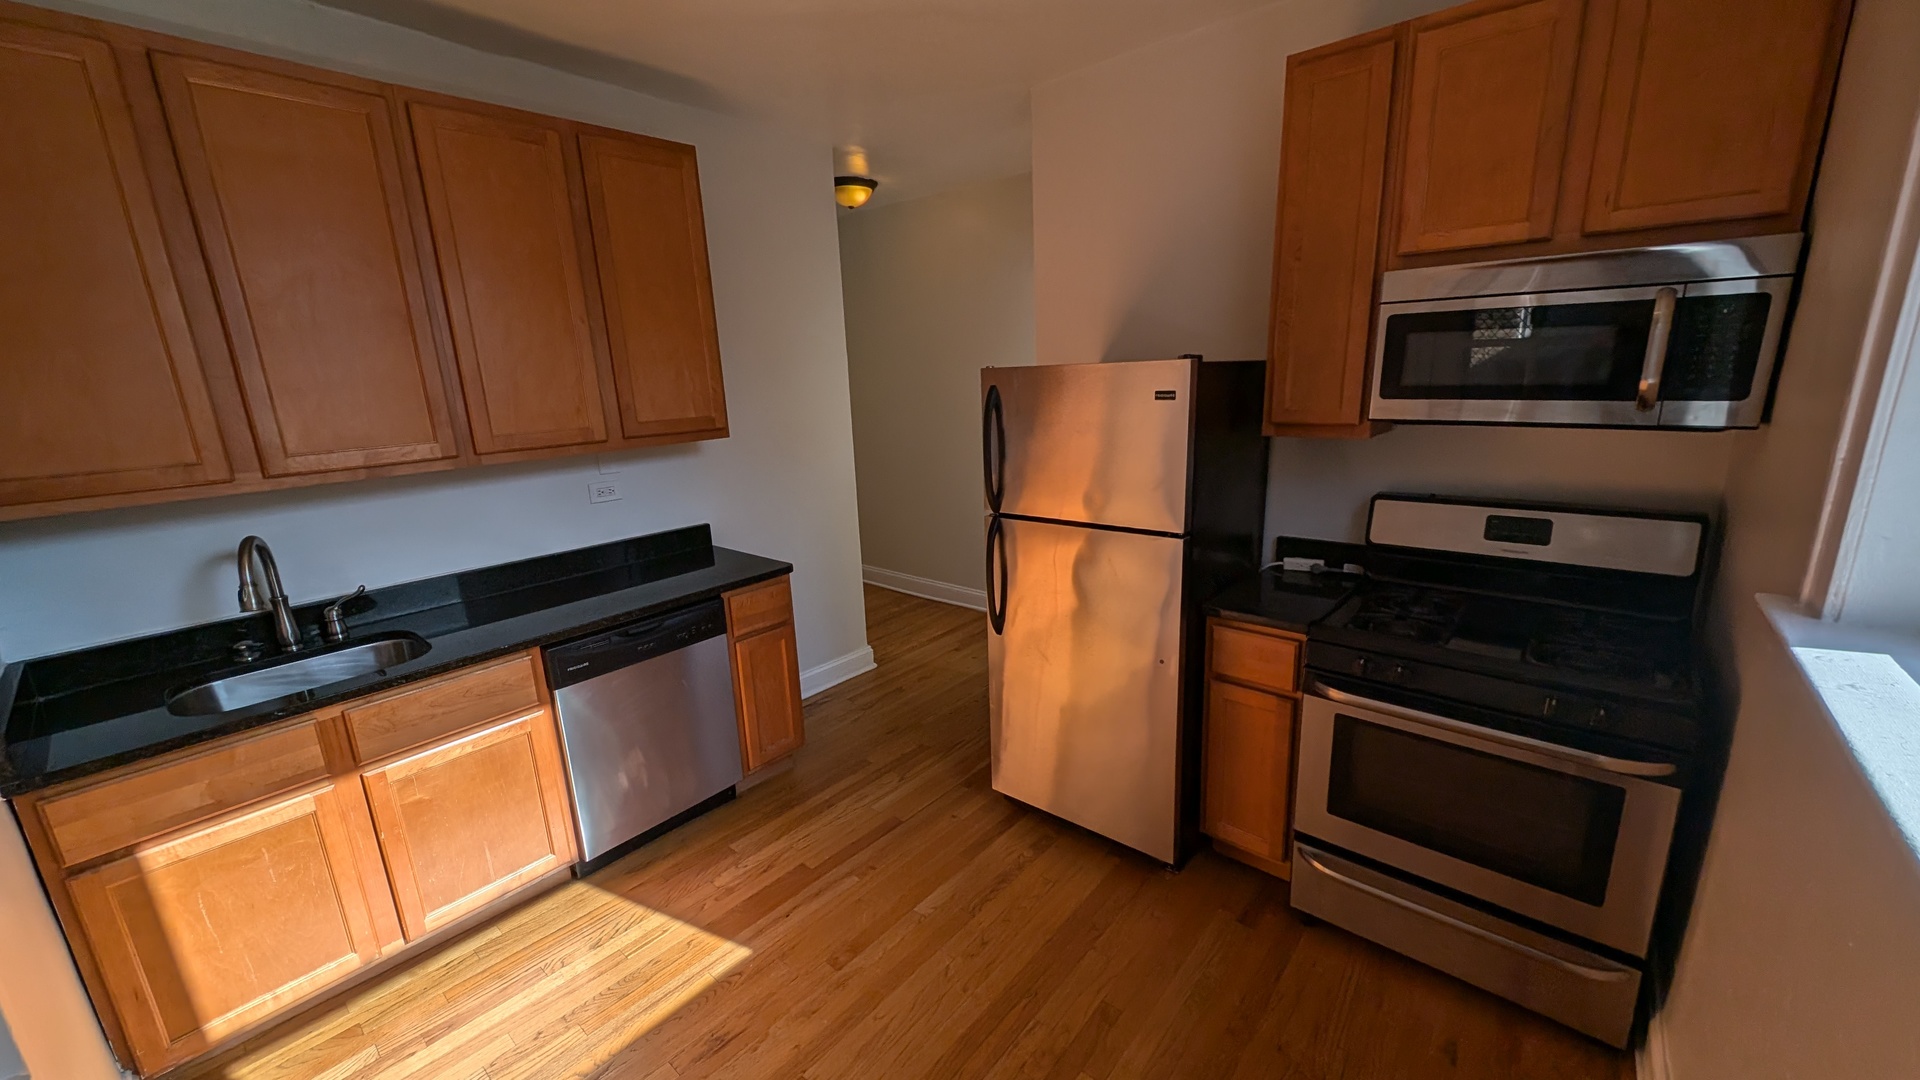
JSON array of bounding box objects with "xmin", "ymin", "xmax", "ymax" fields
[
  {"xmin": 1206, "ymin": 568, "xmax": 1361, "ymax": 633},
  {"xmin": 1204, "ymin": 535, "xmax": 1369, "ymax": 633},
  {"xmin": 1, "ymin": 525, "xmax": 789, "ymax": 797}
]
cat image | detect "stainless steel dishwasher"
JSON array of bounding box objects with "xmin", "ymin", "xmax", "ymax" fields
[{"xmin": 544, "ymin": 599, "xmax": 742, "ymax": 870}]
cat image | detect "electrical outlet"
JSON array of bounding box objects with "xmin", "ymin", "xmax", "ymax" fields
[{"xmin": 589, "ymin": 480, "xmax": 622, "ymax": 504}]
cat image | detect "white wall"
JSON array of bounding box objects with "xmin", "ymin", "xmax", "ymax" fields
[
  {"xmin": 1656, "ymin": 0, "xmax": 1920, "ymax": 1075},
  {"xmin": 0, "ymin": 1, "xmax": 869, "ymax": 1075},
  {"xmin": 0, "ymin": 0, "xmax": 869, "ymax": 678},
  {"xmin": 1030, "ymin": 0, "xmax": 1735, "ymax": 546},
  {"xmin": 839, "ymin": 173, "xmax": 1035, "ymax": 596}
]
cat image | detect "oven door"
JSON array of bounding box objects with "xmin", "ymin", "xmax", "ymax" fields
[{"xmin": 1294, "ymin": 683, "xmax": 1682, "ymax": 957}]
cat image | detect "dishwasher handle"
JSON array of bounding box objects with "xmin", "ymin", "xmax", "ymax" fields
[{"xmin": 545, "ymin": 599, "xmax": 729, "ymax": 690}]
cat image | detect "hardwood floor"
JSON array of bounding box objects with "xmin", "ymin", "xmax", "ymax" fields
[{"xmin": 178, "ymin": 585, "xmax": 1633, "ymax": 1080}]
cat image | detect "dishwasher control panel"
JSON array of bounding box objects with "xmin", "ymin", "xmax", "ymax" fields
[{"xmin": 543, "ymin": 599, "xmax": 729, "ymax": 691}]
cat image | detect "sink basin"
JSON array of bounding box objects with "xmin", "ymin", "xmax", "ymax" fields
[{"xmin": 166, "ymin": 634, "xmax": 432, "ymax": 717}]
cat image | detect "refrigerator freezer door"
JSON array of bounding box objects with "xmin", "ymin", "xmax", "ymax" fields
[
  {"xmin": 988, "ymin": 514, "xmax": 1187, "ymax": 862},
  {"xmin": 983, "ymin": 359, "xmax": 1194, "ymax": 534}
]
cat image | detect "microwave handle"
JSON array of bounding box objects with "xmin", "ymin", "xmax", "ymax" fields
[{"xmin": 1635, "ymin": 286, "xmax": 1679, "ymax": 412}]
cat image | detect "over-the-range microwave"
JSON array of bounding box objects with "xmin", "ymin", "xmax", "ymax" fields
[{"xmin": 1368, "ymin": 234, "xmax": 1800, "ymax": 429}]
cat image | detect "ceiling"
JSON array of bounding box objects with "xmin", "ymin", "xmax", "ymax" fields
[{"xmin": 315, "ymin": 0, "xmax": 1278, "ymax": 205}]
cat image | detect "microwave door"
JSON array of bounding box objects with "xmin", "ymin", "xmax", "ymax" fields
[
  {"xmin": 1370, "ymin": 286, "xmax": 1667, "ymax": 427},
  {"xmin": 1657, "ymin": 275, "xmax": 1793, "ymax": 429}
]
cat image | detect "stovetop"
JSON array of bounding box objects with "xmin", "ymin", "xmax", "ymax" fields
[
  {"xmin": 1326, "ymin": 583, "xmax": 1694, "ymax": 699},
  {"xmin": 1307, "ymin": 579, "xmax": 1706, "ymax": 757}
]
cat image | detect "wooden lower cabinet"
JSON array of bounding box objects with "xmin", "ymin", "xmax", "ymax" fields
[
  {"xmin": 1201, "ymin": 680, "xmax": 1299, "ymax": 873},
  {"xmin": 1201, "ymin": 618, "xmax": 1306, "ymax": 879},
  {"xmin": 362, "ymin": 710, "xmax": 577, "ymax": 940},
  {"xmin": 64, "ymin": 784, "xmax": 386, "ymax": 1075},
  {"xmin": 724, "ymin": 575, "xmax": 806, "ymax": 774},
  {"xmin": 13, "ymin": 649, "xmax": 578, "ymax": 1076}
]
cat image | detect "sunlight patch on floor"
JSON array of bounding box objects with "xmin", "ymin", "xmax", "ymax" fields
[{"xmin": 194, "ymin": 879, "xmax": 752, "ymax": 1080}]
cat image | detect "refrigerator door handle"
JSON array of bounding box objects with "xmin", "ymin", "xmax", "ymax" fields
[
  {"xmin": 982, "ymin": 384, "xmax": 1005, "ymax": 513},
  {"xmin": 986, "ymin": 514, "xmax": 1008, "ymax": 635}
]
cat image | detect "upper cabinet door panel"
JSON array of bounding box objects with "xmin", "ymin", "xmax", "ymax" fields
[
  {"xmin": 1583, "ymin": 0, "xmax": 1851, "ymax": 234},
  {"xmin": 1267, "ymin": 30, "xmax": 1397, "ymax": 428},
  {"xmin": 0, "ymin": 22, "xmax": 231, "ymax": 506},
  {"xmin": 408, "ymin": 101, "xmax": 610, "ymax": 455},
  {"xmin": 1395, "ymin": 0, "xmax": 1585, "ymax": 255},
  {"xmin": 153, "ymin": 55, "xmax": 458, "ymax": 476},
  {"xmin": 579, "ymin": 132, "xmax": 728, "ymax": 441}
]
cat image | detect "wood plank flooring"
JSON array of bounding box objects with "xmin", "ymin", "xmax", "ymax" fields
[{"xmin": 179, "ymin": 585, "xmax": 1633, "ymax": 1080}]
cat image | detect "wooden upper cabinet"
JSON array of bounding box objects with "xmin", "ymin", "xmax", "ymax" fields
[
  {"xmin": 407, "ymin": 100, "xmax": 613, "ymax": 456},
  {"xmin": 1266, "ymin": 29, "xmax": 1397, "ymax": 430},
  {"xmin": 152, "ymin": 54, "xmax": 459, "ymax": 476},
  {"xmin": 1581, "ymin": 0, "xmax": 1852, "ymax": 235},
  {"xmin": 0, "ymin": 20, "xmax": 232, "ymax": 507},
  {"xmin": 579, "ymin": 132, "xmax": 729, "ymax": 441},
  {"xmin": 1394, "ymin": 0, "xmax": 1585, "ymax": 254},
  {"xmin": 66, "ymin": 784, "xmax": 386, "ymax": 1075},
  {"xmin": 360, "ymin": 710, "xmax": 576, "ymax": 940}
]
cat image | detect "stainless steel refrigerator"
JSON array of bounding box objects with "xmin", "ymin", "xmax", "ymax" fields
[{"xmin": 982, "ymin": 357, "xmax": 1267, "ymax": 864}]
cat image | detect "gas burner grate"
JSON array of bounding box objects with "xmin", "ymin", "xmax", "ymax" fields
[{"xmin": 1341, "ymin": 586, "xmax": 1464, "ymax": 644}]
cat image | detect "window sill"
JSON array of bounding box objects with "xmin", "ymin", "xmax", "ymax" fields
[{"xmin": 1758, "ymin": 594, "xmax": 1920, "ymax": 855}]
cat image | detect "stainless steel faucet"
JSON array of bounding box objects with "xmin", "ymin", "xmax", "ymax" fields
[{"xmin": 237, "ymin": 535, "xmax": 301, "ymax": 652}]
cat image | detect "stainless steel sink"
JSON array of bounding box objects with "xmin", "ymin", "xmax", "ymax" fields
[{"xmin": 167, "ymin": 634, "xmax": 431, "ymax": 716}]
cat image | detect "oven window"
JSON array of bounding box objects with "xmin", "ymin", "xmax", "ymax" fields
[
  {"xmin": 1377, "ymin": 300, "xmax": 1652, "ymax": 400},
  {"xmin": 1327, "ymin": 715, "xmax": 1625, "ymax": 905}
]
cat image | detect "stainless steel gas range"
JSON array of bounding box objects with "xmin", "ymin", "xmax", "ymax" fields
[{"xmin": 1290, "ymin": 495, "xmax": 1711, "ymax": 1048}]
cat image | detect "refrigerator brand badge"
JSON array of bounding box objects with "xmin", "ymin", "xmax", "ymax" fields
[{"xmin": 1153, "ymin": 390, "xmax": 1177, "ymax": 400}]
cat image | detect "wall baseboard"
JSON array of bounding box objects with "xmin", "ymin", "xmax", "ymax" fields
[
  {"xmin": 862, "ymin": 565, "xmax": 987, "ymax": 612},
  {"xmin": 800, "ymin": 645, "xmax": 876, "ymax": 699},
  {"xmin": 1637, "ymin": 1005, "xmax": 1674, "ymax": 1080}
]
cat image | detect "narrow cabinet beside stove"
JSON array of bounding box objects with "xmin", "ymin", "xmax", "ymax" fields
[
  {"xmin": 10, "ymin": 651, "xmax": 578, "ymax": 1076},
  {"xmin": 1200, "ymin": 617, "xmax": 1306, "ymax": 879},
  {"xmin": 724, "ymin": 575, "xmax": 806, "ymax": 775}
]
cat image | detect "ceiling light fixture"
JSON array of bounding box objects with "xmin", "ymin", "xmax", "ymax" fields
[{"xmin": 834, "ymin": 175, "xmax": 878, "ymax": 209}]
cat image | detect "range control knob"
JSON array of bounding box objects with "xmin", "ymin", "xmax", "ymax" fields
[
  {"xmin": 1541, "ymin": 696, "xmax": 1559, "ymax": 718},
  {"xmin": 1589, "ymin": 706, "xmax": 1610, "ymax": 729},
  {"xmin": 1388, "ymin": 663, "xmax": 1413, "ymax": 683},
  {"xmin": 1352, "ymin": 656, "xmax": 1373, "ymax": 677}
]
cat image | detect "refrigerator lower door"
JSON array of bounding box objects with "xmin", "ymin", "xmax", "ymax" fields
[{"xmin": 988, "ymin": 515, "xmax": 1187, "ymax": 862}]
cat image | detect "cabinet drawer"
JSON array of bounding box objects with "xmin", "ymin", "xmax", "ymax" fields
[
  {"xmin": 344, "ymin": 653, "xmax": 542, "ymax": 764},
  {"xmin": 726, "ymin": 576, "xmax": 793, "ymax": 638},
  {"xmin": 37, "ymin": 719, "xmax": 327, "ymax": 868},
  {"xmin": 1209, "ymin": 621, "xmax": 1301, "ymax": 694}
]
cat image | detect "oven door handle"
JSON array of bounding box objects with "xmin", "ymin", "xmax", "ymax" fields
[
  {"xmin": 1306, "ymin": 680, "xmax": 1677, "ymax": 778},
  {"xmin": 1296, "ymin": 845, "xmax": 1636, "ymax": 984}
]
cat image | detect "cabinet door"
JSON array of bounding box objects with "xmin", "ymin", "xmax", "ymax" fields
[
  {"xmin": 408, "ymin": 101, "xmax": 612, "ymax": 455},
  {"xmin": 1201, "ymin": 679, "xmax": 1297, "ymax": 867},
  {"xmin": 733, "ymin": 623, "xmax": 805, "ymax": 772},
  {"xmin": 579, "ymin": 131, "xmax": 729, "ymax": 441},
  {"xmin": 66, "ymin": 785, "xmax": 384, "ymax": 1075},
  {"xmin": 1395, "ymin": 0, "xmax": 1585, "ymax": 254},
  {"xmin": 1583, "ymin": 0, "xmax": 1851, "ymax": 234},
  {"xmin": 1266, "ymin": 29, "xmax": 1397, "ymax": 429},
  {"xmin": 361, "ymin": 710, "xmax": 576, "ymax": 940},
  {"xmin": 153, "ymin": 54, "xmax": 459, "ymax": 475},
  {"xmin": 0, "ymin": 21, "xmax": 232, "ymax": 507}
]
